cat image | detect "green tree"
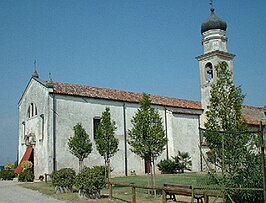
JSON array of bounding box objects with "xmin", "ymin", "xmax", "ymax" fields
[
  {"xmin": 128, "ymin": 93, "xmax": 167, "ymax": 192},
  {"xmin": 204, "ymin": 61, "xmax": 263, "ymax": 202},
  {"xmin": 95, "ymin": 107, "xmax": 118, "ymax": 181},
  {"xmin": 68, "ymin": 123, "xmax": 93, "ymax": 172},
  {"xmin": 204, "ymin": 61, "xmax": 248, "ymax": 173}
]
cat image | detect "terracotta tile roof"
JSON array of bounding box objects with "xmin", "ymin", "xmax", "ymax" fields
[
  {"xmin": 52, "ymin": 82, "xmax": 202, "ymax": 110},
  {"xmin": 49, "ymin": 81, "xmax": 265, "ymax": 125},
  {"xmin": 241, "ymin": 106, "xmax": 266, "ymax": 126}
]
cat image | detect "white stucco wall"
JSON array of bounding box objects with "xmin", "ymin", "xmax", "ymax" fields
[
  {"xmin": 54, "ymin": 95, "xmax": 146, "ymax": 176},
  {"xmin": 170, "ymin": 113, "xmax": 201, "ymax": 171},
  {"xmin": 54, "ymin": 94, "xmax": 201, "ymax": 176},
  {"xmin": 18, "ymin": 78, "xmax": 53, "ymax": 178},
  {"xmin": 19, "ymin": 79, "xmax": 202, "ymax": 178}
]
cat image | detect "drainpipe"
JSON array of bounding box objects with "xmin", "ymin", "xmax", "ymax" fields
[
  {"xmin": 164, "ymin": 108, "xmax": 169, "ymax": 160},
  {"xmin": 198, "ymin": 117, "xmax": 203, "ymax": 172},
  {"xmin": 52, "ymin": 94, "xmax": 56, "ymax": 172},
  {"xmin": 123, "ymin": 103, "xmax": 128, "ymax": 176}
]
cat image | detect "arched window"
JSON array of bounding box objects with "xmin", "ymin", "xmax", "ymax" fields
[
  {"xmin": 205, "ymin": 62, "xmax": 213, "ymax": 82},
  {"xmin": 28, "ymin": 103, "xmax": 37, "ymax": 118}
]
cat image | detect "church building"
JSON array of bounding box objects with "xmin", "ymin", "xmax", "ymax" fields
[{"xmin": 16, "ymin": 8, "xmax": 266, "ymax": 178}]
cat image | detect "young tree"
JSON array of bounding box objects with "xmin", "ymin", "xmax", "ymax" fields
[
  {"xmin": 95, "ymin": 107, "xmax": 118, "ymax": 181},
  {"xmin": 204, "ymin": 61, "xmax": 248, "ymax": 173},
  {"xmin": 68, "ymin": 123, "xmax": 93, "ymax": 172},
  {"xmin": 204, "ymin": 61, "xmax": 263, "ymax": 202},
  {"xmin": 128, "ymin": 93, "xmax": 167, "ymax": 192}
]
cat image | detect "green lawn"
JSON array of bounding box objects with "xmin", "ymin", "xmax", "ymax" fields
[
  {"xmin": 111, "ymin": 172, "xmax": 210, "ymax": 187},
  {"xmin": 107, "ymin": 172, "xmax": 212, "ymax": 202},
  {"xmin": 21, "ymin": 172, "xmax": 212, "ymax": 203}
]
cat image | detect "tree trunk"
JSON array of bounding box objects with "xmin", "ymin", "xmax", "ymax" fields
[
  {"xmin": 107, "ymin": 159, "xmax": 111, "ymax": 183},
  {"xmin": 152, "ymin": 156, "xmax": 157, "ymax": 197},
  {"xmin": 79, "ymin": 159, "xmax": 83, "ymax": 173},
  {"xmin": 147, "ymin": 171, "xmax": 151, "ymax": 194},
  {"xmin": 104, "ymin": 159, "xmax": 107, "ymax": 180}
]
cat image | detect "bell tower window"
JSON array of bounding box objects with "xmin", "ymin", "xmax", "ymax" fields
[
  {"xmin": 28, "ymin": 103, "xmax": 38, "ymax": 118},
  {"xmin": 205, "ymin": 63, "xmax": 213, "ymax": 82}
]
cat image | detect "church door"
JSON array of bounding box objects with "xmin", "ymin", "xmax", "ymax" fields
[
  {"xmin": 144, "ymin": 155, "xmax": 151, "ymax": 174},
  {"xmin": 29, "ymin": 148, "xmax": 34, "ymax": 174}
]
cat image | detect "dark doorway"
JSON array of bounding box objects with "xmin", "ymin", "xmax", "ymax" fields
[
  {"xmin": 29, "ymin": 148, "xmax": 34, "ymax": 174},
  {"xmin": 144, "ymin": 155, "xmax": 151, "ymax": 174}
]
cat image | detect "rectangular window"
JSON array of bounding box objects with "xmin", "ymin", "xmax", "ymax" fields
[
  {"xmin": 40, "ymin": 114, "xmax": 44, "ymax": 141},
  {"xmin": 93, "ymin": 117, "xmax": 101, "ymax": 139}
]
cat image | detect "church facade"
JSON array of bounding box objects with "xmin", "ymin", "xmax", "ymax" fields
[{"xmin": 16, "ymin": 8, "xmax": 265, "ymax": 178}]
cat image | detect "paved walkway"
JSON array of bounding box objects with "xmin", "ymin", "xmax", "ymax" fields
[{"xmin": 0, "ymin": 180, "xmax": 65, "ymax": 203}]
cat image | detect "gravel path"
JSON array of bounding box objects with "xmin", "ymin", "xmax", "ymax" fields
[{"xmin": 0, "ymin": 180, "xmax": 66, "ymax": 203}]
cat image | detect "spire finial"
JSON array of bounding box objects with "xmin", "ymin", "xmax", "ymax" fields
[
  {"xmin": 32, "ymin": 60, "xmax": 39, "ymax": 78},
  {"xmin": 46, "ymin": 72, "xmax": 54, "ymax": 88},
  {"xmin": 48, "ymin": 72, "xmax": 53, "ymax": 82},
  {"xmin": 210, "ymin": 0, "xmax": 215, "ymax": 12}
]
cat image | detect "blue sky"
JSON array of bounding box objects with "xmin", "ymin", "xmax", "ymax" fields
[{"xmin": 0, "ymin": 0, "xmax": 265, "ymax": 165}]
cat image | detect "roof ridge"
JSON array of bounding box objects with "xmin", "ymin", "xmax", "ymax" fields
[{"xmin": 242, "ymin": 105, "xmax": 266, "ymax": 111}]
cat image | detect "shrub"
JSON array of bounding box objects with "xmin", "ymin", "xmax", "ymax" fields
[
  {"xmin": 75, "ymin": 165, "xmax": 105, "ymax": 196},
  {"xmin": 21, "ymin": 161, "xmax": 33, "ymax": 169},
  {"xmin": 0, "ymin": 170, "xmax": 15, "ymax": 180},
  {"xmin": 4, "ymin": 162, "xmax": 14, "ymax": 170},
  {"xmin": 157, "ymin": 159, "xmax": 179, "ymax": 174},
  {"xmin": 172, "ymin": 151, "xmax": 192, "ymax": 173},
  {"xmin": 18, "ymin": 169, "xmax": 34, "ymax": 182},
  {"xmin": 50, "ymin": 168, "xmax": 76, "ymax": 188},
  {"xmin": 227, "ymin": 153, "xmax": 263, "ymax": 203}
]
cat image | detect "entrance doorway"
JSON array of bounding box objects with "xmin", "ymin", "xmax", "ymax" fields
[
  {"xmin": 29, "ymin": 148, "xmax": 34, "ymax": 174},
  {"xmin": 144, "ymin": 155, "xmax": 151, "ymax": 174}
]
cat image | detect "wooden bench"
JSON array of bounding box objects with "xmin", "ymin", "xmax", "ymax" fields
[{"xmin": 163, "ymin": 183, "xmax": 205, "ymax": 203}]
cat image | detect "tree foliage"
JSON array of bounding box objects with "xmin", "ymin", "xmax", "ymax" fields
[
  {"xmin": 68, "ymin": 123, "xmax": 92, "ymax": 172},
  {"xmin": 128, "ymin": 93, "xmax": 167, "ymax": 194},
  {"xmin": 204, "ymin": 61, "xmax": 249, "ymax": 172},
  {"xmin": 128, "ymin": 93, "xmax": 167, "ymax": 159},
  {"xmin": 95, "ymin": 107, "xmax": 118, "ymax": 179},
  {"xmin": 204, "ymin": 61, "xmax": 263, "ymax": 202}
]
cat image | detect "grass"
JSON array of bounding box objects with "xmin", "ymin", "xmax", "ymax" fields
[
  {"xmin": 20, "ymin": 182, "xmax": 123, "ymax": 203},
  {"xmin": 20, "ymin": 172, "xmax": 212, "ymax": 203},
  {"xmin": 111, "ymin": 172, "xmax": 210, "ymax": 187}
]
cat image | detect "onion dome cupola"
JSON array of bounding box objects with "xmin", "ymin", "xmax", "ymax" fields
[
  {"xmin": 196, "ymin": 5, "xmax": 235, "ymax": 128},
  {"xmin": 201, "ymin": 8, "xmax": 227, "ymax": 34},
  {"xmin": 200, "ymin": 8, "xmax": 229, "ymax": 54}
]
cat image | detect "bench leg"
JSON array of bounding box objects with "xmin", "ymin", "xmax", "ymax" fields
[
  {"xmin": 194, "ymin": 196, "xmax": 204, "ymax": 203},
  {"xmin": 166, "ymin": 194, "xmax": 176, "ymax": 202}
]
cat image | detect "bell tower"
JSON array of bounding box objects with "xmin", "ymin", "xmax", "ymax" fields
[{"xmin": 196, "ymin": 6, "xmax": 235, "ymax": 127}]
